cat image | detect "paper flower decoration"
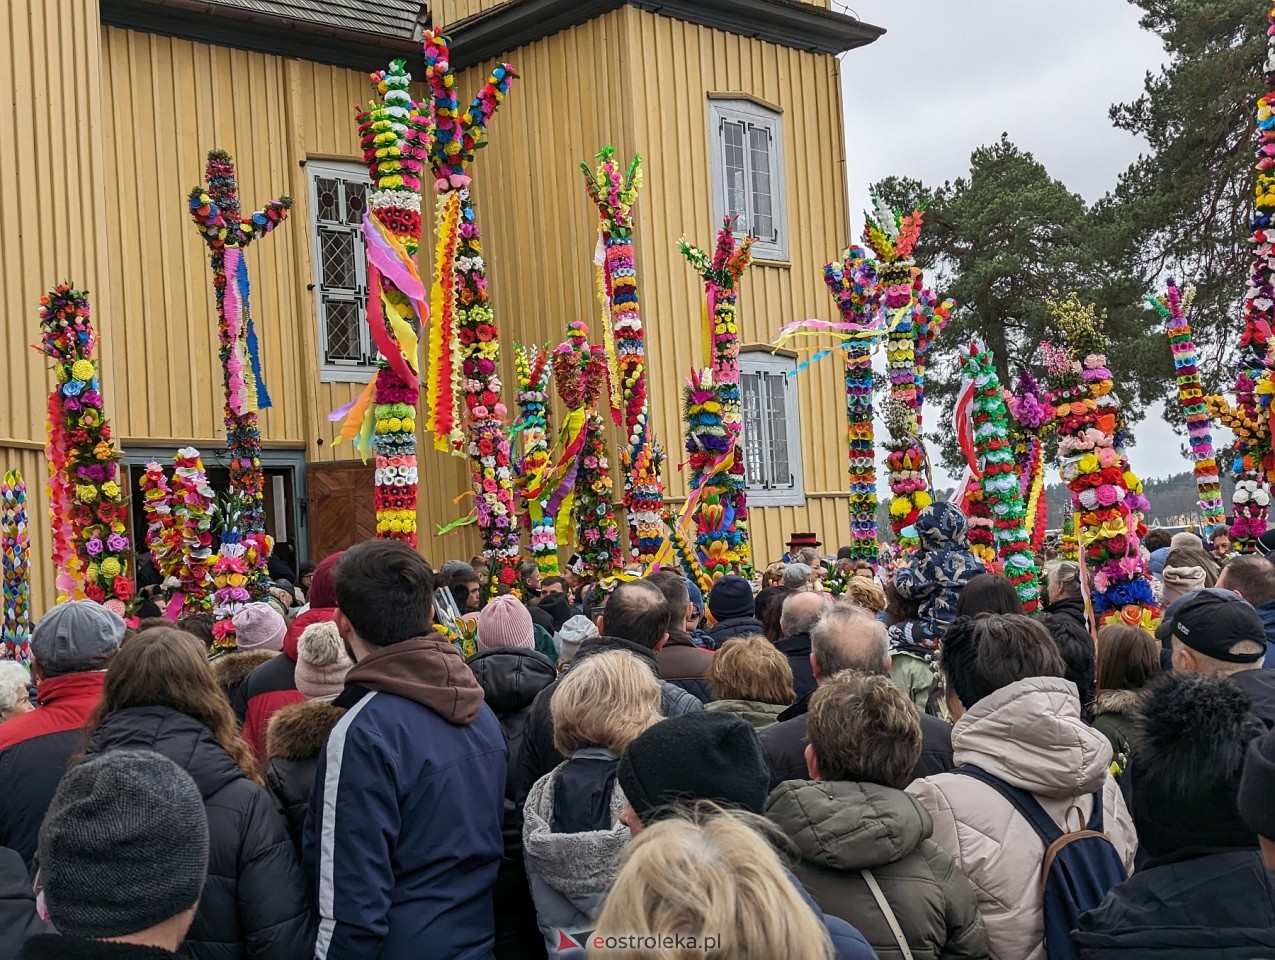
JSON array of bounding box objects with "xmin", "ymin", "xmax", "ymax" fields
[
  {"xmin": 1008, "ymin": 369, "xmax": 1052, "ymax": 559},
  {"xmin": 583, "ymin": 146, "xmax": 665, "ymax": 565},
  {"xmin": 1044, "ymin": 295, "xmax": 1156, "ymax": 624},
  {"xmin": 681, "ymin": 219, "xmax": 755, "ymax": 578},
  {"xmin": 1147, "ymin": 280, "xmax": 1226, "ymax": 528},
  {"xmin": 515, "ymin": 344, "xmax": 559, "ymax": 578},
  {"xmin": 1, "ymin": 471, "xmax": 31, "ymax": 664},
  {"xmin": 187, "ymin": 151, "xmax": 290, "ymax": 552},
  {"xmin": 39, "ymin": 283, "xmax": 131, "ymax": 607},
  {"xmin": 424, "ymin": 30, "xmax": 520, "ymax": 590},
  {"xmin": 960, "ymin": 343, "xmax": 1040, "ymax": 611}
]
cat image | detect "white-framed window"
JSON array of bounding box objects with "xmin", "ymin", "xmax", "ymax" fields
[
  {"xmin": 708, "ymin": 98, "xmax": 788, "ymax": 262},
  {"xmin": 739, "ymin": 350, "xmax": 804, "ymax": 506},
  {"xmin": 307, "ymin": 159, "xmax": 373, "ymax": 382}
]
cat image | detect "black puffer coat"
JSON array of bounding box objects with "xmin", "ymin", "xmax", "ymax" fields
[
  {"xmin": 467, "ymin": 647, "xmax": 558, "ymax": 764},
  {"xmin": 466, "ymin": 646, "xmax": 557, "ymax": 960},
  {"xmin": 263, "ymin": 700, "xmax": 346, "ymax": 855},
  {"xmin": 85, "ymin": 707, "xmax": 314, "ymax": 960},
  {"xmin": 0, "ymin": 847, "xmax": 45, "ymax": 960}
]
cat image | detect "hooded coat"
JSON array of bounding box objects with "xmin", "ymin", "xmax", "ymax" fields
[
  {"xmin": 465, "ymin": 646, "xmax": 557, "ymax": 960},
  {"xmin": 522, "ymin": 752, "xmax": 630, "ymax": 954},
  {"xmin": 303, "ymin": 637, "xmax": 507, "ymax": 960},
  {"xmin": 894, "ymin": 503, "xmax": 986, "ymax": 636},
  {"xmin": 1090, "ymin": 688, "xmax": 1144, "ymax": 760},
  {"xmin": 209, "ymin": 651, "xmax": 277, "ymax": 707},
  {"xmin": 263, "ymin": 700, "xmax": 346, "ymax": 854},
  {"xmin": 85, "ymin": 706, "xmax": 314, "ymax": 960},
  {"xmin": 906, "ymin": 677, "xmax": 1137, "ymax": 960},
  {"xmin": 767, "ymin": 780, "xmax": 988, "ymax": 960},
  {"xmin": 704, "ymin": 615, "xmax": 765, "ymax": 649}
]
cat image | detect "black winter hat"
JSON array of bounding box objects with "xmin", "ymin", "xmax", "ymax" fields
[
  {"xmin": 39, "ymin": 750, "xmax": 209, "ymax": 939},
  {"xmin": 708, "ymin": 575, "xmax": 754, "ymax": 622},
  {"xmin": 618, "ymin": 711, "xmax": 768, "ymax": 824},
  {"xmin": 1240, "ymin": 726, "xmax": 1275, "ymax": 840},
  {"xmin": 1128, "ymin": 672, "xmax": 1263, "ymax": 859}
]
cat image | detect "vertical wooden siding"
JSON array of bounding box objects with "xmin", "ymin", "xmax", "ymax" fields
[
  {"xmin": 0, "ymin": 0, "xmax": 114, "ymax": 614},
  {"xmin": 458, "ymin": 7, "xmax": 857, "ymax": 565}
]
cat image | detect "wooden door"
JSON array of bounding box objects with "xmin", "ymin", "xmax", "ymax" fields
[{"xmin": 308, "ymin": 462, "xmax": 377, "ymax": 559}]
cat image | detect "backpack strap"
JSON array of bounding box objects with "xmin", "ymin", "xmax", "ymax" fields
[
  {"xmin": 953, "ymin": 765, "xmax": 1106, "ymax": 846},
  {"xmin": 951, "ymin": 765, "xmax": 1062, "ymax": 845},
  {"xmin": 861, "ymin": 868, "xmax": 914, "ymax": 960}
]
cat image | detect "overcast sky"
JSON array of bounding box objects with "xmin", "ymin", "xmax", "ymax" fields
[{"xmin": 833, "ymin": 0, "xmax": 1218, "ymax": 496}]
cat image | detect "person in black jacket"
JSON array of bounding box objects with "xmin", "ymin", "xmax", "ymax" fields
[
  {"xmin": 775, "ymin": 591, "xmax": 832, "ymax": 699},
  {"xmin": 646, "ymin": 572, "xmax": 714, "ymax": 703},
  {"xmin": 263, "ymin": 620, "xmax": 352, "ymax": 854},
  {"xmin": 1074, "ymin": 672, "xmax": 1275, "ymax": 957},
  {"xmin": 703, "ymin": 576, "xmax": 764, "ymax": 648},
  {"xmin": 760, "ymin": 602, "xmax": 954, "ymax": 789},
  {"xmin": 1042, "ymin": 560, "xmax": 1088, "ymax": 632},
  {"xmin": 20, "ymin": 751, "xmax": 208, "ymax": 960},
  {"xmin": 511, "ymin": 581, "xmax": 703, "ymax": 806},
  {"xmin": 83, "ymin": 628, "xmax": 314, "ymax": 960},
  {"xmin": 466, "ymin": 602, "xmax": 557, "ymax": 960},
  {"xmin": 0, "ymin": 846, "xmax": 45, "ymax": 960}
]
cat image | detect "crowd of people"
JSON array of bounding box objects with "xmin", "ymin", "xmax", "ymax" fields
[{"xmin": 2, "ymin": 501, "xmax": 1275, "ymax": 958}]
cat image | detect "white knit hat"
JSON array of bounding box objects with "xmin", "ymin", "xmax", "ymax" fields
[
  {"xmin": 554, "ymin": 615, "xmax": 598, "ymax": 666},
  {"xmin": 294, "ymin": 621, "xmax": 353, "ymax": 701}
]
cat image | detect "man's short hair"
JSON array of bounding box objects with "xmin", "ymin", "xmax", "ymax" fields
[
  {"xmin": 600, "ymin": 580, "xmax": 670, "ymax": 651},
  {"xmin": 1141, "ymin": 528, "xmax": 1173, "ymax": 554},
  {"xmin": 519, "ymin": 559, "xmax": 539, "ymax": 579},
  {"xmin": 807, "ymin": 671, "xmax": 922, "ymax": 789},
  {"xmin": 542, "ymin": 575, "xmax": 568, "ymax": 594},
  {"xmin": 1220, "ymin": 555, "xmax": 1275, "ymax": 608},
  {"xmin": 336, "ymin": 539, "xmax": 436, "ymax": 646},
  {"xmin": 942, "ymin": 613, "xmax": 1065, "ymax": 710},
  {"xmin": 1212, "ymin": 524, "xmax": 1232, "ymax": 543},
  {"xmin": 782, "ymin": 563, "xmax": 813, "ymax": 590},
  {"xmin": 780, "ymin": 590, "xmax": 829, "ymax": 638},
  {"xmin": 810, "ymin": 603, "xmax": 889, "ymax": 678},
  {"xmin": 645, "ymin": 571, "xmax": 691, "ymax": 633}
]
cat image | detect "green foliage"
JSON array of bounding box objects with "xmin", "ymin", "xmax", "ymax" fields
[
  {"xmin": 872, "ymin": 136, "xmax": 1161, "ymax": 473},
  {"xmin": 1101, "ymin": 0, "xmax": 1266, "ymax": 390}
]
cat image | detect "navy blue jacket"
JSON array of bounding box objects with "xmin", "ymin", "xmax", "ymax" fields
[{"xmin": 303, "ymin": 638, "xmax": 508, "ymax": 960}]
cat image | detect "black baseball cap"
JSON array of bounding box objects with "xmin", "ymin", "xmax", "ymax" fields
[{"xmin": 1155, "ymin": 588, "xmax": 1265, "ymax": 663}]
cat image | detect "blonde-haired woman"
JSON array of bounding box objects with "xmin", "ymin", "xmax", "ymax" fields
[
  {"xmin": 705, "ymin": 635, "xmax": 796, "ymax": 730},
  {"xmin": 523, "ymin": 650, "xmax": 663, "ymax": 953},
  {"xmin": 588, "ymin": 807, "xmax": 835, "ymax": 960}
]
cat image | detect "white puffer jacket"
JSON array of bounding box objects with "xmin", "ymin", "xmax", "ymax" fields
[{"xmin": 906, "ymin": 677, "xmax": 1136, "ymax": 960}]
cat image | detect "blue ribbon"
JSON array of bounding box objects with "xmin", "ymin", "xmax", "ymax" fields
[{"xmin": 239, "ymin": 255, "xmax": 272, "ymax": 410}]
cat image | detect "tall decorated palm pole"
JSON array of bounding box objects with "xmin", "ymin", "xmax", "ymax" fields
[
  {"xmin": 582, "ymin": 147, "xmax": 666, "ymax": 567},
  {"xmin": 188, "ymin": 151, "xmax": 289, "ymax": 630},
  {"xmin": 864, "ymin": 197, "xmax": 941, "ymax": 549},
  {"xmin": 680, "ymin": 220, "xmax": 754, "ymax": 578},
  {"xmin": 422, "ymin": 30, "xmax": 521, "ymax": 591},
  {"xmin": 1208, "ymin": 11, "xmax": 1275, "ymax": 551},
  {"xmin": 332, "ymin": 61, "xmax": 429, "ymax": 546},
  {"xmin": 514, "ymin": 344, "xmax": 558, "ymax": 576}
]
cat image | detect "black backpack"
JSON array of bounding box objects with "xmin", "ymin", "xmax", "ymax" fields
[{"xmin": 954, "ymin": 765, "xmax": 1127, "ymax": 960}]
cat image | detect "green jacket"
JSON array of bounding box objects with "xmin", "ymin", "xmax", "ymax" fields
[
  {"xmin": 890, "ymin": 651, "xmax": 937, "ymax": 713},
  {"xmin": 1090, "ymin": 688, "xmax": 1142, "ymax": 770},
  {"xmin": 767, "ymin": 779, "xmax": 988, "ymax": 960},
  {"xmin": 704, "ymin": 698, "xmax": 788, "ymax": 732}
]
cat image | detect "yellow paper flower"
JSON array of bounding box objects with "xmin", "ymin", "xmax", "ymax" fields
[
  {"xmin": 100, "ymin": 557, "xmax": 122, "ymax": 578},
  {"xmin": 101, "ymin": 480, "xmax": 120, "ymax": 499},
  {"xmin": 76, "ymin": 484, "xmax": 98, "ymax": 502},
  {"xmin": 70, "ymin": 360, "xmax": 95, "ymax": 382}
]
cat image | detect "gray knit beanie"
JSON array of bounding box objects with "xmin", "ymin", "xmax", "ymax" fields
[{"xmin": 39, "ymin": 750, "xmax": 209, "ymax": 938}]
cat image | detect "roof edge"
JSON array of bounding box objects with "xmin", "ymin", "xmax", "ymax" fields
[
  {"xmin": 448, "ymin": 0, "xmax": 885, "ymax": 69},
  {"xmin": 100, "ymin": 0, "xmax": 426, "ymax": 71}
]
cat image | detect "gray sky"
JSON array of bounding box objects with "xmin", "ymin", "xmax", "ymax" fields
[{"xmin": 834, "ymin": 0, "xmax": 1217, "ymax": 497}]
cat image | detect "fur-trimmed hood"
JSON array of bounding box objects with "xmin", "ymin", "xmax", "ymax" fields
[
  {"xmin": 265, "ymin": 699, "xmax": 346, "ymax": 762},
  {"xmin": 208, "ymin": 650, "xmax": 277, "ymax": 688},
  {"xmin": 1091, "ymin": 687, "xmax": 1143, "ymax": 719}
]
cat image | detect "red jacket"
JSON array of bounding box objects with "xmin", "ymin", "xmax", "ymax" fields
[
  {"xmin": 234, "ymin": 607, "xmax": 335, "ymax": 762},
  {"xmin": 0, "ymin": 671, "xmax": 107, "ymax": 863}
]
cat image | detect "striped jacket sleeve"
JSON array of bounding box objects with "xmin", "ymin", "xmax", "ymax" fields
[{"xmin": 310, "ymin": 694, "xmax": 399, "ymax": 960}]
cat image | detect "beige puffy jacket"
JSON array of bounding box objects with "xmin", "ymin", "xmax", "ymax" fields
[{"xmin": 906, "ymin": 677, "xmax": 1136, "ymax": 960}]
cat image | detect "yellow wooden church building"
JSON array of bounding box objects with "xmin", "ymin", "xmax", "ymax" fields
[{"xmin": 1, "ymin": 0, "xmax": 884, "ymax": 611}]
